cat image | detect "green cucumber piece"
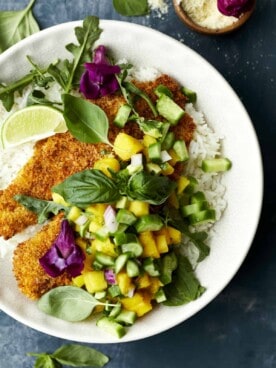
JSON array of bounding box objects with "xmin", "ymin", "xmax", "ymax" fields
[
  {"xmin": 121, "ymin": 234, "xmax": 143, "ymax": 257},
  {"xmin": 126, "ymin": 259, "xmax": 140, "ymax": 277},
  {"xmin": 181, "ymin": 202, "xmax": 207, "ymax": 217},
  {"xmin": 146, "ymin": 162, "xmax": 162, "ymax": 175},
  {"xmin": 114, "ymin": 104, "xmax": 132, "ymax": 128},
  {"xmin": 172, "ymin": 140, "xmax": 189, "ymax": 162},
  {"xmin": 115, "ymin": 253, "xmax": 129, "ymax": 274},
  {"xmin": 201, "ymin": 158, "xmax": 232, "ymax": 173},
  {"xmin": 115, "ymin": 310, "xmax": 137, "ymax": 326},
  {"xmin": 143, "ymin": 258, "xmax": 160, "ymax": 277},
  {"xmin": 148, "ymin": 142, "xmax": 162, "ymax": 163},
  {"xmin": 95, "ymin": 252, "xmax": 115, "ymax": 267},
  {"xmin": 116, "ymin": 209, "xmax": 137, "ymax": 225},
  {"xmin": 161, "ymin": 131, "xmax": 175, "ymax": 150},
  {"xmin": 154, "ymin": 288, "xmax": 167, "ymax": 303},
  {"xmin": 156, "ymin": 94, "xmax": 185, "ymax": 125},
  {"xmin": 159, "ymin": 252, "xmax": 178, "ymax": 285},
  {"xmin": 135, "ymin": 214, "xmax": 163, "ymax": 233},
  {"xmin": 181, "ymin": 86, "xmax": 197, "ymax": 103},
  {"xmin": 154, "ymin": 84, "xmax": 173, "ymax": 98},
  {"xmin": 189, "ymin": 209, "xmax": 216, "ymax": 225},
  {"xmin": 96, "ymin": 316, "xmax": 126, "ymax": 338}
]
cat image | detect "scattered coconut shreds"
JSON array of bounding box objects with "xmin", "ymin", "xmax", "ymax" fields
[{"xmin": 148, "ymin": 0, "xmax": 169, "ymax": 16}]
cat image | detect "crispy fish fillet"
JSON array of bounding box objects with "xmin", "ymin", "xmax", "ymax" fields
[
  {"xmin": 11, "ymin": 74, "xmax": 196, "ymax": 300},
  {"xmin": 0, "ymin": 74, "xmax": 195, "ymax": 240},
  {"xmin": 13, "ymin": 214, "xmax": 72, "ymax": 299}
]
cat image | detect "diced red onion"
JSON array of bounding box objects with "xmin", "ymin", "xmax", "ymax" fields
[
  {"xmin": 104, "ymin": 205, "xmax": 119, "ymax": 233},
  {"xmin": 161, "ymin": 150, "xmax": 172, "ymax": 163},
  {"xmin": 104, "ymin": 269, "xmax": 116, "ymax": 285},
  {"xmin": 131, "ymin": 153, "xmax": 143, "ymax": 167}
]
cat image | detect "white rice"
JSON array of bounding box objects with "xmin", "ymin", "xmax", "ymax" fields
[{"xmin": 0, "ymin": 67, "xmax": 228, "ymax": 264}]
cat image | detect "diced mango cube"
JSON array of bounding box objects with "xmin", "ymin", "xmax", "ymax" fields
[
  {"xmin": 113, "ymin": 133, "xmax": 143, "ymax": 161},
  {"xmin": 52, "ymin": 192, "xmax": 69, "ymax": 206},
  {"xmin": 117, "ymin": 272, "xmax": 135, "ymax": 296},
  {"xmin": 155, "ymin": 234, "xmax": 169, "ymax": 254},
  {"xmin": 167, "ymin": 226, "xmax": 182, "ymax": 244},
  {"xmin": 168, "ymin": 149, "xmax": 180, "ymax": 165},
  {"xmin": 91, "ymin": 238, "xmax": 117, "ymax": 257},
  {"xmin": 121, "ymin": 292, "xmax": 153, "ymax": 317},
  {"xmin": 177, "ymin": 176, "xmax": 190, "ymax": 194},
  {"xmin": 136, "ymin": 273, "xmax": 151, "ymax": 289},
  {"xmin": 82, "ymin": 255, "xmax": 94, "ymax": 272},
  {"xmin": 94, "ymin": 157, "xmax": 120, "ymax": 178},
  {"xmin": 89, "ymin": 221, "xmax": 102, "ymax": 234},
  {"xmin": 128, "ymin": 201, "xmax": 149, "ymax": 217},
  {"xmin": 168, "ymin": 191, "xmax": 179, "ymax": 209},
  {"xmin": 83, "ymin": 271, "xmax": 107, "ymax": 293},
  {"xmin": 72, "ymin": 274, "xmax": 85, "ymax": 288},
  {"xmin": 67, "ymin": 206, "xmax": 82, "ymax": 222},
  {"xmin": 139, "ymin": 231, "xmax": 160, "ymax": 258},
  {"xmin": 143, "ymin": 135, "xmax": 157, "ymax": 147},
  {"xmin": 148, "ymin": 277, "xmax": 163, "ymax": 295},
  {"xmin": 156, "ymin": 227, "xmax": 171, "ymax": 244}
]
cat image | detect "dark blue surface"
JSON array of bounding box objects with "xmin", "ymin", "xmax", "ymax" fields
[{"xmin": 0, "ymin": 1, "xmax": 275, "ymax": 367}]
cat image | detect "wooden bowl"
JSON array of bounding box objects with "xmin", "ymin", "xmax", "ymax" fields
[{"xmin": 173, "ymin": 0, "xmax": 256, "ymax": 35}]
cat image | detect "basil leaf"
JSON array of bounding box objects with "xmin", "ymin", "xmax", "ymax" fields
[
  {"xmin": 34, "ymin": 355, "xmax": 61, "ymax": 368},
  {"xmin": 63, "ymin": 94, "xmax": 111, "ymax": 145},
  {"xmin": 14, "ymin": 194, "xmax": 67, "ymax": 224},
  {"xmin": 126, "ymin": 172, "xmax": 176, "ymax": 205},
  {"xmin": 0, "ymin": 0, "xmax": 39, "ymax": 53},
  {"xmin": 38, "ymin": 286, "xmax": 100, "ymax": 322},
  {"xmin": 52, "ymin": 169, "xmax": 121, "ymax": 207},
  {"xmin": 163, "ymin": 253, "xmax": 205, "ymax": 306},
  {"xmin": 113, "ymin": 0, "xmax": 149, "ymax": 16},
  {"xmin": 52, "ymin": 345, "xmax": 109, "ymax": 367}
]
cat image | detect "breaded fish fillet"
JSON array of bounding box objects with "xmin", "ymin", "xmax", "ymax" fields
[
  {"xmin": 13, "ymin": 214, "xmax": 72, "ymax": 299},
  {"xmin": 0, "ymin": 74, "xmax": 195, "ymax": 240}
]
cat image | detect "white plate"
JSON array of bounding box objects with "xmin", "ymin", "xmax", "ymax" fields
[{"xmin": 0, "ymin": 20, "xmax": 263, "ymax": 343}]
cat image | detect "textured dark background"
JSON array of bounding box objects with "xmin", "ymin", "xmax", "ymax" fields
[{"xmin": 0, "ymin": 1, "xmax": 275, "ymax": 367}]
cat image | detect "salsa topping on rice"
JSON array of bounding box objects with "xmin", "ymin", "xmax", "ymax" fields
[{"xmin": 0, "ymin": 16, "xmax": 231, "ymax": 338}]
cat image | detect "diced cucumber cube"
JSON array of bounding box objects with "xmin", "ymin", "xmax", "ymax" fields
[
  {"xmin": 135, "ymin": 214, "xmax": 163, "ymax": 233},
  {"xmin": 96, "ymin": 316, "xmax": 126, "ymax": 338},
  {"xmin": 156, "ymin": 94, "xmax": 185, "ymax": 125},
  {"xmin": 115, "ymin": 310, "xmax": 137, "ymax": 326},
  {"xmin": 173, "ymin": 140, "xmax": 189, "ymax": 162},
  {"xmin": 201, "ymin": 158, "xmax": 232, "ymax": 173},
  {"xmin": 181, "ymin": 86, "xmax": 197, "ymax": 103},
  {"xmin": 189, "ymin": 209, "xmax": 216, "ymax": 225},
  {"xmin": 114, "ymin": 104, "xmax": 132, "ymax": 128}
]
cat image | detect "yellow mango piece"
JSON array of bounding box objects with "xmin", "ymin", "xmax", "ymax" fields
[
  {"xmin": 161, "ymin": 162, "xmax": 174, "ymax": 176},
  {"xmin": 136, "ymin": 273, "xmax": 151, "ymax": 289},
  {"xmin": 52, "ymin": 192, "xmax": 69, "ymax": 206},
  {"xmin": 177, "ymin": 176, "xmax": 190, "ymax": 194},
  {"xmin": 143, "ymin": 135, "xmax": 157, "ymax": 147},
  {"xmin": 156, "ymin": 227, "xmax": 171, "ymax": 244},
  {"xmin": 128, "ymin": 201, "xmax": 149, "ymax": 217},
  {"xmin": 91, "ymin": 238, "xmax": 117, "ymax": 257},
  {"xmin": 147, "ymin": 277, "xmax": 163, "ymax": 296},
  {"xmin": 67, "ymin": 206, "xmax": 82, "ymax": 222},
  {"xmin": 89, "ymin": 221, "xmax": 102, "ymax": 234},
  {"xmin": 94, "ymin": 157, "xmax": 120, "ymax": 178},
  {"xmin": 83, "ymin": 271, "xmax": 107, "ymax": 293},
  {"xmin": 72, "ymin": 274, "xmax": 85, "ymax": 288},
  {"xmin": 113, "ymin": 132, "xmax": 143, "ymax": 161},
  {"xmin": 121, "ymin": 291, "xmax": 152, "ymax": 317},
  {"xmin": 167, "ymin": 226, "xmax": 182, "ymax": 244},
  {"xmin": 82, "ymin": 254, "xmax": 94, "ymax": 272},
  {"xmin": 168, "ymin": 149, "xmax": 180, "ymax": 165},
  {"xmin": 139, "ymin": 231, "xmax": 160, "ymax": 258},
  {"xmin": 155, "ymin": 234, "xmax": 169, "ymax": 254},
  {"xmin": 117, "ymin": 272, "xmax": 135, "ymax": 296}
]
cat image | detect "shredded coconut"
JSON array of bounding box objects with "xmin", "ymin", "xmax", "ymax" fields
[
  {"xmin": 148, "ymin": 0, "xmax": 168, "ymax": 16},
  {"xmin": 179, "ymin": 0, "xmax": 238, "ymax": 29}
]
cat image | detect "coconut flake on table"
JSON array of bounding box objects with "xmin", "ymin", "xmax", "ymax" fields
[
  {"xmin": 178, "ymin": 0, "xmax": 238, "ymax": 29},
  {"xmin": 148, "ymin": 0, "xmax": 169, "ymax": 16}
]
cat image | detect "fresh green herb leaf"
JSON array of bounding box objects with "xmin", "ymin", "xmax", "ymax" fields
[
  {"xmin": 126, "ymin": 172, "xmax": 176, "ymax": 205},
  {"xmin": 14, "ymin": 194, "xmax": 68, "ymax": 224},
  {"xmin": 113, "ymin": 0, "xmax": 149, "ymax": 16},
  {"xmin": 52, "ymin": 344, "xmax": 109, "ymax": 367},
  {"xmin": 52, "ymin": 16, "xmax": 102, "ymax": 93},
  {"xmin": 62, "ymin": 94, "xmax": 111, "ymax": 145},
  {"xmin": 52, "ymin": 169, "xmax": 121, "ymax": 207},
  {"xmin": 0, "ymin": 0, "xmax": 39, "ymax": 53},
  {"xmin": 38, "ymin": 286, "xmax": 104, "ymax": 322},
  {"xmin": 27, "ymin": 90, "xmax": 62, "ymax": 107},
  {"xmin": 163, "ymin": 253, "xmax": 205, "ymax": 306},
  {"xmin": 28, "ymin": 345, "xmax": 109, "ymax": 368},
  {"xmin": 123, "ymin": 81, "xmax": 158, "ymax": 117}
]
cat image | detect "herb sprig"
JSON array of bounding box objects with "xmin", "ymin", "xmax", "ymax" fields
[{"xmin": 28, "ymin": 343, "xmax": 109, "ymax": 368}]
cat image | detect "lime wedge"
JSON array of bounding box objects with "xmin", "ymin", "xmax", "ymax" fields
[{"xmin": 0, "ymin": 105, "xmax": 67, "ymax": 149}]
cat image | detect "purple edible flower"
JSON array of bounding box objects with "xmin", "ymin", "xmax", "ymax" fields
[
  {"xmin": 104, "ymin": 269, "xmax": 117, "ymax": 285},
  {"xmin": 217, "ymin": 0, "xmax": 254, "ymax": 18},
  {"xmin": 79, "ymin": 45, "xmax": 121, "ymax": 99},
  {"xmin": 39, "ymin": 219, "xmax": 85, "ymax": 278}
]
